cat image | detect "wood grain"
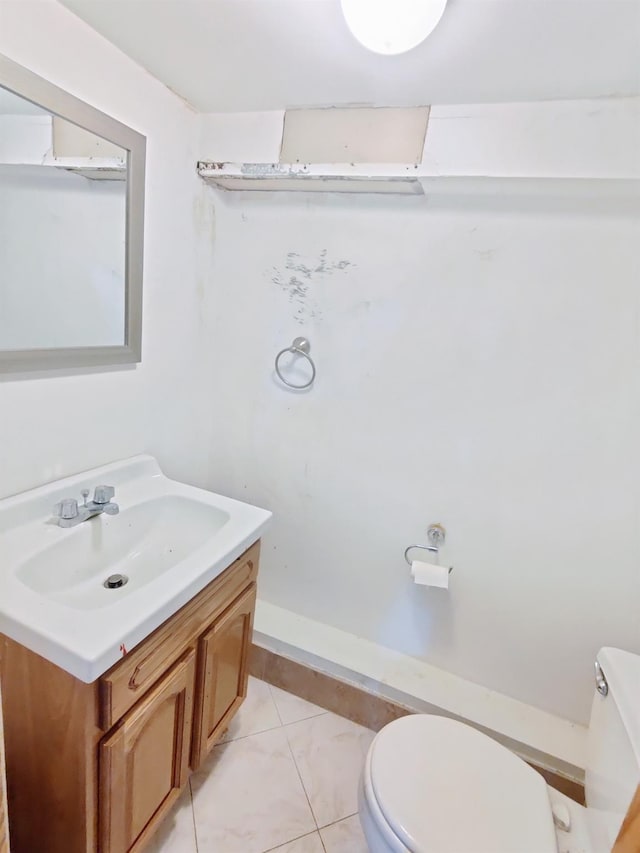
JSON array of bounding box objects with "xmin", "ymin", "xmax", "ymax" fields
[
  {"xmin": 0, "ymin": 540, "xmax": 260, "ymax": 853},
  {"xmin": 99, "ymin": 541, "xmax": 259, "ymax": 729},
  {"xmin": 99, "ymin": 650, "xmax": 195, "ymax": 853},
  {"xmin": 0, "ymin": 636, "xmax": 101, "ymax": 853},
  {"xmin": 191, "ymin": 583, "xmax": 256, "ymax": 769},
  {"xmin": 613, "ymin": 785, "xmax": 640, "ymax": 853},
  {"xmin": 0, "ymin": 684, "xmax": 10, "ymax": 853}
]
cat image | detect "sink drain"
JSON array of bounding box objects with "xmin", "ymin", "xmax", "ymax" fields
[{"xmin": 104, "ymin": 573, "xmax": 128, "ymax": 589}]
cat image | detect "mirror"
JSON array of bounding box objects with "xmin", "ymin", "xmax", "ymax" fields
[{"xmin": 0, "ymin": 55, "xmax": 145, "ymax": 371}]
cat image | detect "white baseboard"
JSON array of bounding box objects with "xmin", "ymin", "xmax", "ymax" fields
[{"xmin": 254, "ymin": 599, "xmax": 587, "ymax": 781}]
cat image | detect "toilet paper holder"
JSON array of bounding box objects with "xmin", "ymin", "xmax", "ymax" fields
[{"xmin": 404, "ymin": 524, "xmax": 453, "ymax": 573}]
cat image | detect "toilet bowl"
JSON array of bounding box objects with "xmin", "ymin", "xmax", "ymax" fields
[{"xmin": 359, "ymin": 647, "xmax": 640, "ymax": 853}]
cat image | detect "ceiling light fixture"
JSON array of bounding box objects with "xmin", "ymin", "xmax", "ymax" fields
[{"xmin": 340, "ymin": 0, "xmax": 448, "ymax": 56}]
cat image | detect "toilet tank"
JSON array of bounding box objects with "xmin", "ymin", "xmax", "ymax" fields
[{"xmin": 585, "ymin": 647, "xmax": 640, "ymax": 837}]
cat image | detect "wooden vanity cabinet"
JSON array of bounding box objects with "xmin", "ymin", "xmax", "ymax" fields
[
  {"xmin": 191, "ymin": 582, "xmax": 255, "ymax": 769},
  {"xmin": 0, "ymin": 541, "xmax": 260, "ymax": 853}
]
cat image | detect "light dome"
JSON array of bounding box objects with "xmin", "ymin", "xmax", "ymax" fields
[{"xmin": 340, "ymin": 0, "xmax": 448, "ymax": 55}]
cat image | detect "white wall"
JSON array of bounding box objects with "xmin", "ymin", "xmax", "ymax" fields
[
  {"xmin": 200, "ymin": 99, "xmax": 640, "ymax": 180},
  {"xmin": 0, "ymin": 0, "xmax": 212, "ymax": 498},
  {"xmin": 1, "ymin": 0, "xmax": 638, "ymax": 735},
  {"xmin": 199, "ymin": 179, "xmax": 640, "ymax": 726},
  {"xmin": 0, "ymin": 165, "xmax": 126, "ymax": 349}
]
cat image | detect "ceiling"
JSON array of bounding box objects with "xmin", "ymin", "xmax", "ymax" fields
[{"xmin": 61, "ymin": 0, "xmax": 640, "ymax": 113}]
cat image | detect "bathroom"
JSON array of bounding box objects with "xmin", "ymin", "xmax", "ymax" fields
[{"xmin": 0, "ymin": 0, "xmax": 639, "ymax": 851}]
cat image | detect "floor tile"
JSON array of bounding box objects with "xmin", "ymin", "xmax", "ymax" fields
[
  {"xmin": 285, "ymin": 711, "xmax": 375, "ymax": 828},
  {"xmin": 144, "ymin": 786, "xmax": 197, "ymax": 853},
  {"xmin": 219, "ymin": 676, "xmax": 281, "ymax": 742},
  {"xmin": 270, "ymin": 683, "xmax": 328, "ymax": 726},
  {"xmin": 267, "ymin": 831, "xmax": 325, "ymax": 852},
  {"xmin": 320, "ymin": 814, "xmax": 368, "ymax": 853},
  {"xmin": 191, "ymin": 726, "xmax": 316, "ymax": 852}
]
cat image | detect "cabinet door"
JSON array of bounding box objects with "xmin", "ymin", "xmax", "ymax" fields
[
  {"xmin": 191, "ymin": 583, "xmax": 256, "ymax": 769},
  {"xmin": 99, "ymin": 649, "xmax": 195, "ymax": 853}
]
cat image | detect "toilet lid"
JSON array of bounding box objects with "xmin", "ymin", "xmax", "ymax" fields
[{"xmin": 369, "ymin": 715, "xmax": 558, "ymax": 853}]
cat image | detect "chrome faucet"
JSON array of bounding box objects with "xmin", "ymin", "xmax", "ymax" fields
[{"xmin": 53, "ymin": 485, "xmax": 119, "ymax": 528}]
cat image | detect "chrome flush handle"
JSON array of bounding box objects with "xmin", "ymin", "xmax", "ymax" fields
[{"xmin": 595, "ymin": 660, "xmax": 608, "ymax": 697}]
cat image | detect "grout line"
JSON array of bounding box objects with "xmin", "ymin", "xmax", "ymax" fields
[
  {"xmin": 282, "ymin": 708, "xmax": 331, "ymax": 726},
  {"xmin": 279, "ymin": 714, "xmax": 368, "ymax": 835},
  {"xmin": 261, "ymin": 830, "xmax": 323, "ymax": 853},
  {"xmin": 262, "ymin": 679, "xmax": 331, "ymax": 726},
  {"xmin": 317, "ymin": 811, "xmax": 359, "ymax": 831},
  {"xmin": 188, "ymin": 779, "xmax": 199, "ymax": 853},
  {"xmin": 266, "ymin": 681, "xmax": 286, "ymax": 727},
  {"xmin": 215, "ymin": 679, "xmax": 285, "ymax": 743},
  {"xmin": 219, "ymin": 719, "xmax": 284, "ymax": 745},
  {"xmin": 283, "ymin": 728, "xmax": 320, "ymax": 832},
  {"xmin": 273, "ymin": 708, "xmax": 330, "ymax": 729}
]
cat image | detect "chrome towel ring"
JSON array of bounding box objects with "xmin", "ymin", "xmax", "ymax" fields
[{"xmin": 275, "ymin": 337, "xmax": 316, "ymax": 390}]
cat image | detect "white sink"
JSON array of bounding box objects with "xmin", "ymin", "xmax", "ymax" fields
[
  {"xmin": 0, "ymin": 456, "xmax": 271, "ymax": 682},
  {"xmin": 17, "ymin": 495, "xmax": 231, "ymax": 609}
]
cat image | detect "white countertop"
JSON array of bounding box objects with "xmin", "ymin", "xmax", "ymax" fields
[{"xmin": 0, "ymin": 455, "xmax": 271, "ymax": 682}]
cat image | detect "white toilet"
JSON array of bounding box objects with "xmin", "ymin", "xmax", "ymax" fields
[{"xmin": 359, "ymin": 646, "xmax": 640, "ymax": 852}]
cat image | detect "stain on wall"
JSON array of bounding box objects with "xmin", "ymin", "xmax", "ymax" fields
[{"xmin": 269, "ymin": 249, "xmax": 354, "ymax": 324}]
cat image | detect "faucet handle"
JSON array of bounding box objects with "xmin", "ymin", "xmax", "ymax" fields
[
  {"xmin": 93, "ymin": 485, "xmax": 115, "ymax": 505},
  {"xmin": 55, "ymin": 498, "xmax": 79, "ymax": 519}
]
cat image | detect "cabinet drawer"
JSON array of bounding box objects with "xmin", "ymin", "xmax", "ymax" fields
[{"xmin": 99, "ymin": 541, "xmax": 259, "ymax": 729}]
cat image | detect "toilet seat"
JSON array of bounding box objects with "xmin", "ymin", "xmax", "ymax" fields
[{"xmin": 364, "ymin": 715, "xmax": 558, "ymax": 853}]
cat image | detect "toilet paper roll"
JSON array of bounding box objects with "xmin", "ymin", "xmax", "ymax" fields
[{"xmin": 411, "ymin": 559, "xmax": 450, "ymax": 589}]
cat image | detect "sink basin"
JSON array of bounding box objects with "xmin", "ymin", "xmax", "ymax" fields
[
  {"xmin": 17, "ymin": 495, "xmax": 230, "ymax": 609},
  {"xmin": 0, "ymin": 455, "xmax": 271, "ymax": 681}
]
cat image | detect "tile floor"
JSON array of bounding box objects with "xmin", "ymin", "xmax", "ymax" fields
[{"xmin": 147, "ymin": 677, "xmax": 373, "ymax": 853}]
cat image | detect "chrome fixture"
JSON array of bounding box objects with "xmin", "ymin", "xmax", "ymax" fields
[
  {"xmin": 427, "ymin": 523, "xmax": 446, "ymax": 548},
  {"xmin": 404, "ymin": 543, "xmax": 440, "ymax": 564},
  {"xmin": 404, "ymin": 523, "xmax": 453, "ymax": 573},
  {"xmin": 595, "ymin": 660, "xmax": 609, "ymax": 697},
  {"xmin": 275, "ymin": 337, "xmax": 316, "ymax": 390},
  {"xmin": 53, "ymin": 484, "xmax": 119, "ymax": 528},
  {"xmin": 104, "ymin": 573, "xmax": 128, "ymax": 589}
]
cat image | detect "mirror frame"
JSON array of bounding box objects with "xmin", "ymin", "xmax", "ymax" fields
[{"xmin": 0, "ymin": 54, "xmax": 145, "ymax": 371}]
